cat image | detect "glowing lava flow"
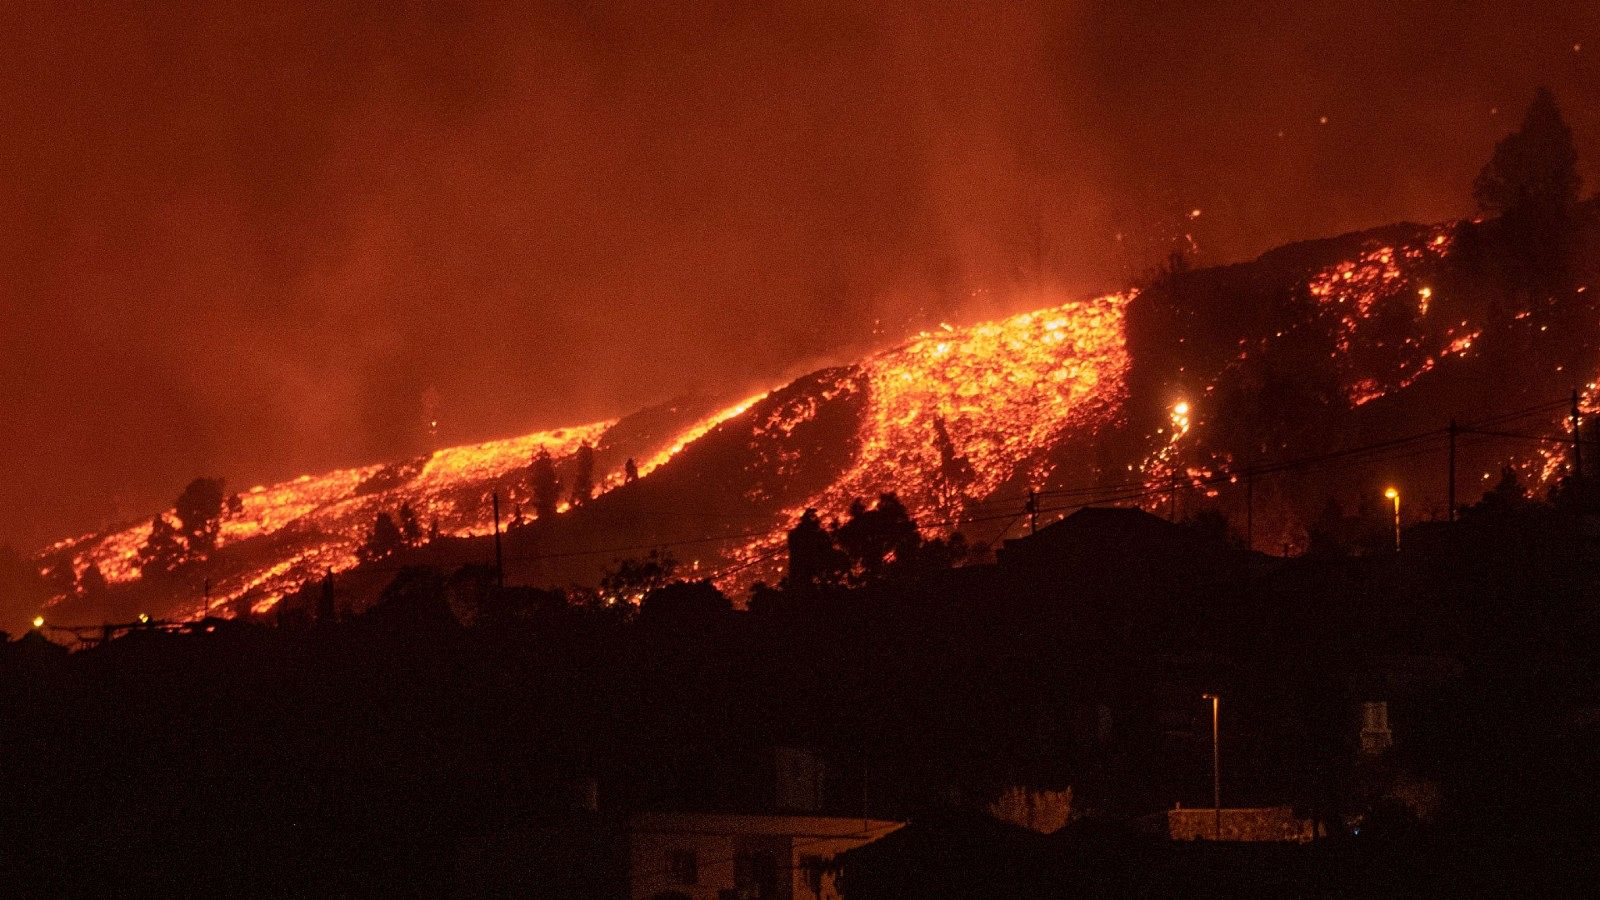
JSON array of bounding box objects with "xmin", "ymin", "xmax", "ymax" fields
[
  {"xmin": 821, "ymin": 296, "xmax": 1131, "ymax": 522},
  {"xmin": 722, "ymin": 293, "xmax": 1133, "ymax": 583},
  {"xmin": 42, "ymin": 216, "xmax": 1558, "ymax": 616},
  {"xmin": 1305, "ymin": 229, "xmax": 1466, "ymax": 406},
  {"xmin": 635, "ymin": 394, "xmax": 769, "ymax": 481},
  {"xmin": 51, "ymin": 422, "xmax": 612, "ymax": 616}
]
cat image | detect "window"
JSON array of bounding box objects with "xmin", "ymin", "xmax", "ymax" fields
[{"xmin": 669, "ymin": 849, "xmax": 698, "ymax": 885}]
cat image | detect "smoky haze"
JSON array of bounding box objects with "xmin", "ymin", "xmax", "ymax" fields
[{"xmin": 1, "ymin": 0, "xmax": 1597, "ymax": 550}]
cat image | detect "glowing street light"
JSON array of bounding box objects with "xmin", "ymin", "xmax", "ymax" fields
[
  {"xmin": 1384, "ymin": 487, "xmax": 1401, "ymax": 552},
  {"xmin": 31, "ymin": 615, "xmax": 44, "ymax": 629}
]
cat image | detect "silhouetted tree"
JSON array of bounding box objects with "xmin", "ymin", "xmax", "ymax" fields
[
  {"xmin": 428, "ymin": 517, "xmax": 441, "ymax": 542},
  {"xmin": 624, "ymin": 457, "xmax": 639, "ymax": 483},
  {"xmin": 571, "ymin": 442, "xmax": 595, "ymax": 507},
  {"xmin": 1306, "ymin": 498, "xmax": 1350, "ymax": 557},
  {"xmin": 38, "ymin": 549, "xmax": 78, "ymax": 597},
  {"xmin": 531, "ymin": 449, "xmax": 561, "ymax": 520},
  {"xmin": 784, "ymin": 508, "xmax": 847, "ymax": 591},
  {"xmin": 638, "ymin": 580, "xmax": 731, "ymax": 630},
  {"xmin": 1485, "ymin": 465, "xmax": 1528, "ymax": 506},
  {"xmin": 138, "ymin": 514, "xmax": 186, "ymax": 575},
  {"xmin": 359, "ymin": 512, "xmax": 405, "ymax": 562},
  {"xmin": 174, "ymin": 477, "xmax": 227, "ymax": 557},
  {"xmin": 317, "ymin": 568, "xmax": 335, "ymax": 623},
  {"xmin": 1474, "ymin": 87, "xmax": 1580, "ymax": 217},
  {"xmin": 367, "ymin": 566, "xmax": 459, "ymax": 632},
  {"xmin": 397, "ymin": 501, "xmax": 423, "ymax": 545},
  {"xmin": 599, "ymin": 550, "xmax": 677, "ymax": 605},
  {"xmin": 834, "ymin": 493, "xmax": 923, "ymax": 584},
  {"xmin": 932, "ymin": 416, "xmax": 975, "ymax": 507},
  {"xmin": 78, "ymin": 562, "xmax": 109, "ymax": 599},
  {"xmin": 918, "ymin": 531, "xmax": 969, "ymax": 571},
  {"xmin": 1183, "ymin": 508, "xmax": 1236, "ymax": 546}
]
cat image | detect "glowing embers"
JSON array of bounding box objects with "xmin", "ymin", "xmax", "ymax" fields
[{"xmin": 1305, "ymin": 227, "xmax": 1462, "ymax": 407}]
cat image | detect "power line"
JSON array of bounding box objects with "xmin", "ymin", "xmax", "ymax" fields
[{"xmin": 64, "ymin": 391, "xmax": 1588, "ymax": 628}]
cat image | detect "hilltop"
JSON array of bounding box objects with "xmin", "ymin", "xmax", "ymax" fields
[{"xmin": 18, "ymin": 199, "xmax": 1600, "ymax": 629}]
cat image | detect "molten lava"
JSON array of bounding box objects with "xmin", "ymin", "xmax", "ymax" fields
[{"xmin": 40, "ymin": 213, "xmax": 1600, "ymax": 620}]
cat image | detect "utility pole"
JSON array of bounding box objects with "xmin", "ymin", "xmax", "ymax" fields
[
  {"xmin": 1572, "ymin": 389, "xmax": 1585, "ymax": 497},
  {"xmin": 1447, "ymin": 418, "xmax": 1457, "ymax": 523},
  {"xmin": 201, "ymin": 578, "xmax": 210, "ymax": 621},
  {"xmin": 1026, "ymin": 490, "xmax": 1038, "ymax": 535},
  {"xmin": 319, "ymin": 569, "xmax": 335, "ymax": 624},
  {"xmin": 1169, "ymin": 474, "xmax": 1179, "ymax": 522},
  {"xmin": 492, "ymin": 492, "xmax": 505, "ymax": 590},
  {"xmin": 1203, "ymin": 693, "xmax": 1221, "ymax": 840},
  {"xmin": 1244, "ymin": 470, "xmax": 1255, "ymax": 552}
]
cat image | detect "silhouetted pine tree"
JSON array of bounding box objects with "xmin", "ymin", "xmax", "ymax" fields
[
  {"xmin": 359, "ymin": 512, "xmax": 405, "ymax": 561},
  {"xmin": 624, "ymin": 457, "xmax": 639, "ymax": 483},
  {"xmin": 531, "ymin": 449, "xmax": 561, "ymax": 520},
  {"xmin": 397, "ymin": 501, "xmax": 422, "ymax": 545},
  {"xmin": 931, "ymin": 415, "xmax": 975, "ymax": 509},
  {"xmin": 570, "ymin": 443, "xmax": 595, "ymax": 507},
  {"xmin": 834, "ymin": 493, "xmax": 924, "ymax": 584},
  {"xmin": 78, "ymin": 562, "xmax": 109, "ymax": 599},
  {"xmin": 138, "ymin": 514, "xmax": 186, "ymax": 574},
  {"xmin": 783, "ymin": 508, "xmax": 847, "ymax": 591},
  {"xmin": 174, "ymin": 477, "xmax": 227, "ymax": 558},
  {"xmin": 1474, "ymin": 87, "xmax": 1580, "ymax": 216}
]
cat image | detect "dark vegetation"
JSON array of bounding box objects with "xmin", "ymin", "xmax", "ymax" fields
[
  {"xmin": 3, "ymin": 480, "xmax": 1599, "ymax": 894},
  {"xmin": 1117, "ymin": 87, "xmax": 1599, "ymax": 552}
]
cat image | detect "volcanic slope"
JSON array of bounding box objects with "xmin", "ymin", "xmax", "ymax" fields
[{"xmin": 31, "ymin": 202, "xmax": 1600, "ymax": 624}]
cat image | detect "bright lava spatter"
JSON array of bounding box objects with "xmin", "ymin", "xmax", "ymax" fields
[{"xmin": 1304, "ymin": 229, "xmax": 1469, "ymax": 406}]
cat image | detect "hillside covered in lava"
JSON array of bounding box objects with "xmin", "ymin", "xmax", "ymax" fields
[{"xmin": 14, "ymin": 193, "xmax": 1600, "ymax": 631}]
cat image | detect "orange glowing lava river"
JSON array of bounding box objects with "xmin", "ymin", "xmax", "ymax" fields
[{"xmin": 40, "ymin": 219, "xmax": 1535, "ymax": 620}]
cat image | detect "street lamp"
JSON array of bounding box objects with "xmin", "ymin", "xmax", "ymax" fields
[
  {"xmin": 1384, "ymin": 487, "xmax": 1400, "ymax": 552},
  {"xmin": 1202, "ymin": 693, "xmax": 1221, "ymax": 839}
]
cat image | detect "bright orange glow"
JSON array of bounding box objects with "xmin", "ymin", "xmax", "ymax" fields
[
  {"xmin": 38, "ymin": 216, "xmax": 1560, "ymax": 614},
  {"xmin": 807, "ymin": 294, "xmax": 1127, "ymax": 519},
  {"xmin": 723, "ymin": 292, "xmax": 1132, "ymax": 583},
  {"xmin": 633, "ymin": 394, "xmax": 769, "ymax": 482},
  {"xmin": 53, "ymin": 420, "xmax": 613, "ymax": 617}
]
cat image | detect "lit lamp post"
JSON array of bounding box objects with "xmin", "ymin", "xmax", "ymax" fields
[
  {"xmin": 1202, "ymin": 693, "xmax": 1221, "ymax": 839},
  {"xmin": 1384, "ymin": 487, "xmax": 1401, "ymax": 552}
]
